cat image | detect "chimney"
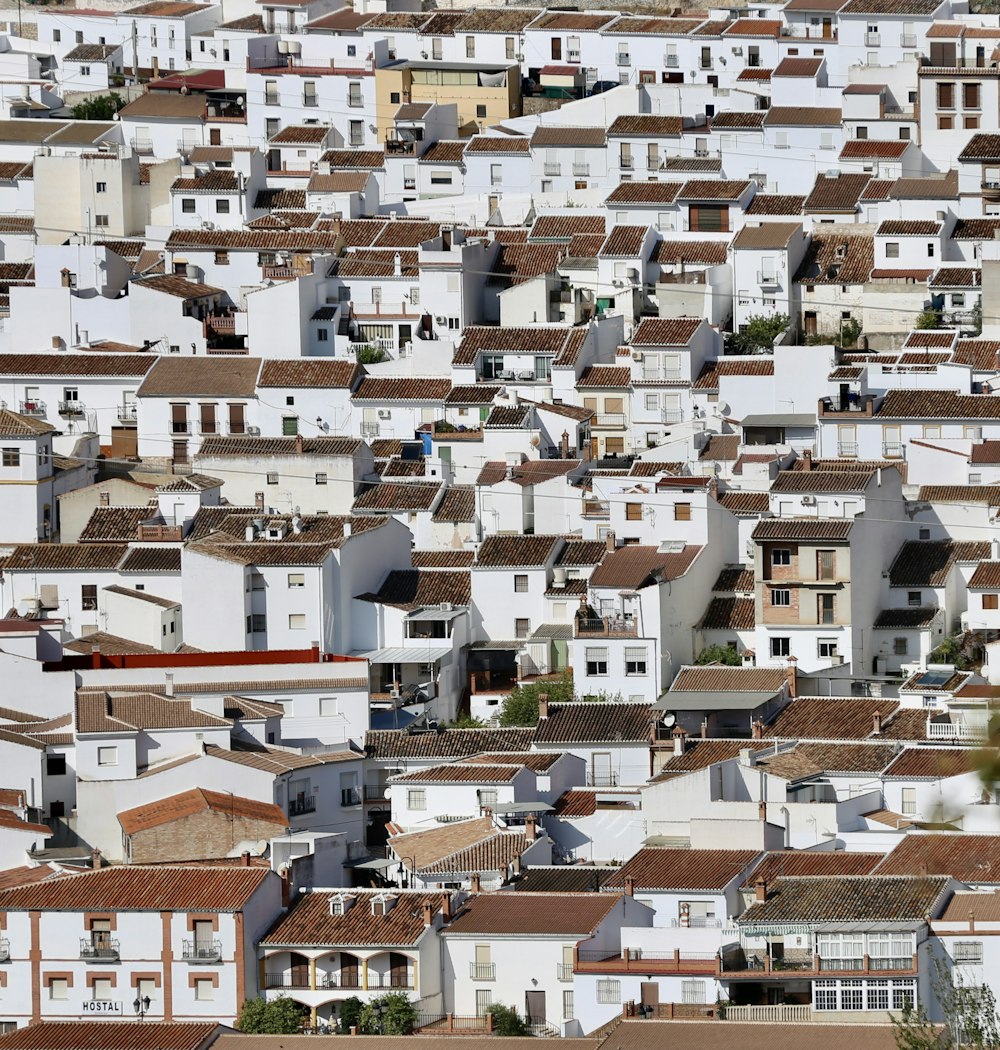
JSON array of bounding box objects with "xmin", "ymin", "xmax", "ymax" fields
[
  {"xmin": 624, "ymin": 876, "xmax": 635, "ymax": 897},
  {"xmin": 537, "ymin": 692, "xmax": 549, "ymax": 720},
  {"xmin": 442, "ymin": 226, "xmax": 452, "ymax": 251},
  {"xmin": 755, "ymin": 878, "xmax": 767, "ymax": 903},
  {"xmin": 785, "ymin": 658, "xmax": 797, "ymax": 698},
  {"xmin": 51, "ymin": 335, "xmax": 62, "ymax": 350},
  {"xmin": 393, "ymin": 252, "xmax": 402, "ymax": 277},
  {"xmin": 342, "ymin": 520, "xmax": 352, "ymax": 539},
  {"xmin": 60, "ymin": 268, "xmax": 72, "ymax": 288},
  {"xmin": 751, "ymin": 720, "xmax": 763, "ymax": 740},
  {"xmin": 295, "ymin": 433, "xmax": 304, "ymax": 455},
  {"xmin": 281, "ymin": 870, "xmax": 291, "ymax": 908},
  {"xmin": 672, "ymin": 725, "xmax": 688, "ymax": 757},
  {"xmin": 470, "ymin": 873, "xmax": 481, "ymax": 894},
  {"xmin": 512, "ymin": 854, "xmax": 522, "ymax": 876},
  {"xmin": 91, "ymin": 645, "xmax": 101, "ymax": 670},
  {"xmin": 441, "ymin": 894, "xmax": 452, "ymax": 922},
  {"xmin": 872, "ymin": 710, "xmax": 883, "ymax": 736},
  {"xmin": 164, "ymin": 672, "xmax": 174, "ymax": 697},
  {"xmin": 758, "ymin": 800, "xmax": 767, "ymax": 821},
  {"xmin": 605, "ymin": 529, "xmax": 616, "ymax": 553},
  {"xmin": 561, "ymin": 430, "xmax": 570, "ymax": 459},
  {"xmin": 91, "ymin": 848, "xmax": 102, "ymax": 870},
  {"xmin": 241, "ymin": 851, "xmax": 251, "ymax": 867},
  {"xmin": 525, "ymin": 815, "xmax": 537, "ymax": 842},
  {"xmin": 700, "ymin": 718, "xmax": 708, "ymax": 740},
  {"xmin": 422, "ymin": 901, "xmax": 434, "ymax": 926},
  {"xmin": 311, "ymin": 640, "xmax": 320, "ymax": 663},
  {"xmin": 255, "ymin": 491, "xmax": 265, "ymax": 511},
  {"xmin": 919, "ymin": 861, "xmax": 928, "ymax": 877},
  {"xmin": 99, "ymin": 491, "xmax": 110, "ymax": 507},
  {"xmin": 801, "ymin": 449, "xmax": 812, "ymax": 472}
]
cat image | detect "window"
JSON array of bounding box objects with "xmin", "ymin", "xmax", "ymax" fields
[
  {"xmin": 288, "ymin": 614, "xmax": 306, "ymax": 630},
  {"xmin": 247, "ymin": 614, "xmax": 266, "ymax": 633},
  {"xmin": 194, "ymin": 979, "xmax": 214, "ymax": 1001},
  {"xmin": 840, "ymin": 980, "xmax": 864, "ymax": 1011},
  {"xmin": 771, "ymin": 590, "xmax": 791, "ymax": 606},
  {"xmin": 490, "ymin": 163, "xmax": 502, "ymax": 187},
  {"xmin": 965, "ymin": 82, "xmax": 981, "ymax": 109},
  {"xmin": 770, "ymin": 637, "xmax": 790, "ymax": 657},
  {"xmin": 407, "ymin": 788, "xmax": 426, "ymax": 811},
  {"xmin": 97, "ymin": 746, "xmax": 118, "ymax": 767},
  {"xmin": 893, "ymin": 983, "xmax": 915, "ymax": 1010},
  {"xmin": 1, "ymin": 447, "xmax": 18, "ymax": 467},
  {"xmin": 772, "ymin": 549, "xmax": 791, "ymax": 566},
  {"xmin": 514, "ymin": 574, "xmax": 529, "ymax": 593},
  {"xmin": 901, "ymin": 787, "xmax": 917, "ymax": 816},
  {"xmin": 216, "ymin": 199, "xmax": 230, "ymax": 214},
  {"xmin": 817, "ymin": 550, "xmax": 836, "ymax": 580},
  {"xmin": 81, "ymin": 584, "xmax": 97, "ymax": 611},
  {"xmin": 818, "ymin": 593, "xmax": 835, "ymax": 625},
  {"xmin": 885, "ymin": 242, "xmax": 899, "ymax": 258},
  {"xmin": 95, "ymin": 181, "xmax": 107, "ymax": 194},
  {"xmin": 91, "ymin": 978, "xmax": 113, "ymax": 1001},
  {"xmin": 515, "ymin": 618, "xmax": 530, "ymax": 638},
  {"xmin": 856, "ymin": 126, "xmax": 868, "ymax": 140},
  {"xmin": 675, "ymin": 502, "xmax": 691, "ymax": 521},
  {"xmin": 562, "ymin": 990, "xmax": 574, "ymax": 1019},
  {"xmin": 907, "ymin": 591, "xmax": 922, "ymax": 607},
  {"xmin": 266, "ymin": 472, "xmax": 278, "ymax": 485},
  {"xmin": 53, "ymin": 29, "xmax": 60, "ymax": 41},
  {"xmin": 315, "ymin": 473, "xmax": 327, "ymax": 485},
  {"xmin": 955, "ymin": 942, "xmax": 984, "ymax": 964},
  {"xmin": 319, "ymin": 696, "xmax": 338, "ymax": 717},
  {"xmin": 937, "ymin": 82, "xmax": 955, "ymax": 108},
  {"xmin": 939, "ymin": 115, "xmax": 954, "ymax": 130},
  {"xmin": 476, "ymin": 105, "xmax": 487, "ymax": 118},
  {"xmin": 586, "ymin": 647, "xmax": 609, "ymax": 676},
  {"xmin": 867, "ymin": 979, "xmax": 889, "ymax": 1011},
  {"xmin": 215, "ymin": 250, "xmax": 229, "ymax": 265},
  {"xmin": 814, "ymin": 980, "xmax": 837, "ymax": 1011},
  {"xmin": 465, "ymin": 35, "xmax": 475, "ymax": 57},
  {"xmin": 966, "ymin": 115, "xmax": 980, "ymax": 129},
  {"xmin": 894, "ymin": 637, "xmax": 908, "ymax": 656},
  {"xmin": 927, "ymin": 242, "xmax": 935, "ymax": 257},
  {"xmin": 316, "ymin": 328, "xmax": 328, "ymax": 342},
  {"xmin": 625, "ymin": 647, "xmax": 647, "ymax": 676},
  {"xmin": 984, "ymin": 594, "xmax": 999, "ymax": 610},
  {"xmin": 626, "ymin": 502, "xmax": 642, "ymax": 521},
  {"xmin": 682, "ymin": 980, "xmax": 706, "ymax": 1004},
  {"xmin": 48, "ymin": 979, "xmax": 68, "ymax": 1001},
  {"xmin": 47, "ymin": 753, "xmax": 66, "ymax": 776},
  {"xmin": 135, "ymin": 977, "xmax": 156, "ymax": 1004},
  {"xmin": 479, "ymin": 788, "xmax": 498, "ymax": 808},
  {"xmin": 597, "ymin": 980, "xmax": 621, "ymax": 1005},
  {"xmin": 181, "ymin": 198, "xmax": 196, "ymax": 214}
]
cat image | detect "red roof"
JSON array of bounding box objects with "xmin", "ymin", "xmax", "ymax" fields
[{"xmin": 0, "ymin": 1023, "xmax": 219, "ymax": 1050}]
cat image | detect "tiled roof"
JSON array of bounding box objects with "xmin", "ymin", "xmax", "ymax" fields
[
  {"xmin": 75, "ymin": 690, "xmax": 231, "ymax": 734},
  {"xmin": 804, "ymin": 173, "xmax": 872, "ymax": 212},
  {"xmin": 445, "ymin": 891, "xmax": 619, "ymax": 935},
  {"xmin": 0, "ymin": 543, "xmax": 127, "ymax": 572},
  {"xmin": 678, "ymin": 179, "xmax": 752, "ymax": 201},
  {"xmin": 492, "ymin": 242, "xmax": 563, "ymax": 284},
  {"xmin": 880, "ymin": 389, "xmax": 1000, "ymax": 419},
  {"xmin": 529, "ymin": 214, "xmax": 606, "ymax": 241},
  {"xmin": 0, "ymin": 353, "xmax": 154, "ymax": 377},
  {"xmin": 0, "ymin": 1023, "xmax": 220, "ymax": 1050},
  {"xmin": 756, "ymin": 743, "xmax": 898, "ymax": 779},
  {"xmin": 953, "ymin": 218, "xmax": 1000, "ymax": 240},
  {"xmin": 0, "ymin": 865, "xmax": 269, "ymax": 912},
  {"xmin": 929, "ymin": 267, "xmax": 981, "ymax": 288},
  {"xmin": 534, "ymin": 702, "xmax": 653, "ymax": 744},
  {"xmin": 464, "ymin": 135, "xmax": 531, "ymax": 155},
  {"xmin": 841, "ymin": 0, "xmax": 942, "ymax": 13},
  {"xmin": 391, "ymin": 763, "xmax": 523, "ymax": 784},
  {"xmin": 968, "ymin": 561, "xmax": 1000, "ymax": 589},
  {"xmin": 137, "ymin": 357, "xmax": 259, "ymax": 398},
  {"xmin": 740, "ymin": 874, "xmax": 948, "ymax": 924},
  {"xmin": 877, "ymin": 833, "xmax": 1000, "ymax": 881},
  {"xmin": 745, "ymin": 194, "xmax": 806, "ymax": 215},
  {"xmin": 355, "ymin": 569, "xmax": 469, "ymax": 610},
  {"xmin": 119, "ymin": 547, "xmax": 180, "ymax": 573},
  {"xmin": 891, "ymin": 171, "xmax": 958, "ymax": 200},
  {"xmin": 767, "ymin": 106, "xmax": 842, "ymax": 127},
  {"xmin": 411, "ymin": 550, "xmax": 475, "ymax": 568},
  {"xmin": 888, "ymin": 540, "xmax": 990, "ymax": 587},
  {"xmin": 718, "ymin": 492, "xmax": 769, "ymax": 517},
  {"xmin": 764, "ymin": 697, "xmax": 900, "ymax": 740},
  {"xmin": 671, "ymin": 666, "xmax": 787, "ymax": 693},
  {"xmin": 607, "ymin": 115, "xmax": 684, "ymax": 137},
  {"xmin": 883, "ymin": 748, "xmax": 977, "ymax": 779},
  {"xmin": 877, "ymin": 219, "xmax": 942, "ymax": 236},
  {"xmin": 262, "ymin": 889, "xmax": 448, "ymax": 947},
  {"xmin": 78, "ymin": 505, "xmax": 152, "ymax": 542},
  {"xmin": 751, "ymin": 519, "xmax": 851, "ymax": 541},
  {"xmin": 512, "ymin": 864, "xmax": 619, "ymax": 891},
  {"xmin": 257, "ymin": 359, "xmax": 360, "ymax": 389},
  {"xmin": 774, "ymin": 56, "xmax": 823, "ymax": 76},
  {"xmin": 794, "ymin": 230, "xmax": 874, "ymax": 283},
  {"xmin": 354, "ymin": 482, "xmax": 439, "ymax": 514},
  {"xmin": 599, "ymin": 225, "xmax": 650, "ymax": 257},
  {"xmin": 654, "ymin": 739, "xmax": 771, "ymax": 776},
  {"xmin": 744, "ymin": 851, "xmax": 883, "ymax": 888},
  {"xmin": 733, "ymin": 222, "xmax": 802, "ymax": 250},
  {"xmin": 0, "ymin": 408, "xmax": 54, "ymax": 436},
  {"xmin": 714, "ymin": 565, "xmax": 755, "ymax": 591},
  {"xmin": 364, "ymin": 727, "xmax": 534, "ymax": 760},
  {"xmin": 353, "ymin": 377, "xmax": 451, "ymax": 402},
  {"xmin": 873, "ymin": 606, "xmax": 940, "ymax": 628},
  {"xmin": 530, "ymin": 126, "xmax": 606, "ymax": 148},
  {"xmin": 711, "ymin": 110, "xmax": 767, "ymax": 128},
  {"xmin": 432, "ymin": 486, "xmax": 475, "ymax": 523},
  {"xmin": 770, "ymin": 469, "xmax": 874, "ymax": 493},
  {"xmin": 604, "ymin": 848, "xmax": 759, "ymax": 891},
  {"xmin": 118, "ymin": 788, "xmax": 285, "ymax": 836},
  {"xmin": 696, "ymin": 596, "xmax": 756, "ymax": 630},
  {"xmin": 631, "ymin": 317, "xmax": 702, "ymax": 346},
  {"xmin": 530, "ymin": 11, "xmax": 617, "ymax": 29},
  {"xmin": 919, "ymin": 486, "xmax": 1000, "ymax": 504},
  {"xmin": 841, "ymin": 139, "xmax": 910, "ymax": 159},
  {"xmin": 590, "ymin": 545, "xmax": 700, "ymax": 589},
  {"xmin": 577, "ymin": 364, "xmax": 632, "ymax": 388},
  {"xmin": 475, "ymin": 535, "xmax": 561, "ymax": 567},
  {"xmin": 655, "ymin": 240, "xmax": 729, "ymax": 265}
]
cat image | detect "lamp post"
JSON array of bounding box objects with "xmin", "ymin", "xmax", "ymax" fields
[{"xmin": 133, "ymin": 995, "xmax": 151, "ymax": 1021}]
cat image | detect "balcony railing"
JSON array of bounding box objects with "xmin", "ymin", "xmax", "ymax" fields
[
  {"xmin": 594, "ymin": 412, "xmax": 626, "ymax": 428},
  {"xmin": 365, "ymin": 785, "xmax": 387, "ymax": 801},
  {"xmin": 661, "ymin": 409, "xmax": 683, "ymax": 424},
  {"xmin": 369, "ymin": 974, "xmax": 415, "ymax": 990},
  {"xmin": 132, "ymin": 138, "xmax": 154, "ymax": 154},
  {"xmin": 724, "ymin": 1005, "xmax": 813, "ymax": 1023},
  {"xmin": 837, "ymin": 442, "xmax": 858, "ymax": 457},
  {"xmin": 170, "ymin": 420, "xmax": 192, "ymax": 434},
  {"xmin": 573, "ymin": 162, "xmax": 590, "ymax": 176},
  {"xmin": 81, "ymin": 938, "xmax": 119, "ymax": 961},
  {"xmin": 757, "ymin": 271, "xmax": 779, "ymax": 286},
  {"xmin": 586, "ymin": 771, "xmax": 620, "ymax": 787},
  {"xmin": 137, "ymin": 524, "xmax": 184, "ymax": 542},
  {"xmin": 289, "ymin": 796, "xmax": 316, "ymax": 816},
  {"xmin": 620, "ymin": 157, "xmax": 633, "ymax": 169},
  {"xmin": 575, "ymin": 616, "xmax": 638, "ymax": 637},
  {"xmin": 866, "ymin": 33, "xmax": 880, "ymax": 44},
  {"xmin": 882, "ymin": 443, "xmax": 904, "ymax": 458},
  {"xmin": 303, "ymin": 95, "xmax": 318, "ymax": 107},
  {"xmin": 927, "ymin": 719, "xmax": 984, "ymax": 740},
  {"xmin": 665, "ymin": 53, "xmax": 679, "ymax": 67},
  {"xmin": 361, "ymin": 422, "xmax": 380, "ymax": 440},
  {"xmin": 182, "ymin": 939, "xmax": 222, "ymax": 962},
  {"xmin": 470, "ymin": 962, "xmax": 496, "ymax": 980},
  {"xmin": 264, "ymin": 973, "xmax": 310, "ymax": 989},
  {"xmin": 616, "ymin": 53, "xmax": 630, "ymax": 65},
  {"xmin": 557, "ymin": 963, "xmax": 573, "ymax": 981},
  {"xmin": 261, "ymin": 264, "xmax": 297, "ymax": 280},
  {"xmin": 19, "ymin": 400, "xmax": 45, "ymax": 417},
  {"xmin": 58, "ymin": 400, "xmax": 85, "ymax": 417},
  {"xmin": 348, "ymin": 95, "xmax": 364, "ymax": 108},
  {"xmin": 117, "ymin": 404, "xmax": 137, "ymax": 423},
  {"xmin": 544, "ymin": 162, "xmax": 561, "ymax": 176},
  {"xmin": 321, "ymin": 973, "xmax": 362, "ymax": 989}
]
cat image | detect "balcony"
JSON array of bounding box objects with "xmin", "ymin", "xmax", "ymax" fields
[
  {"xmin": 131, "ymin": 138, "xmax": 154, "ymax": 154},
  {"xmin": 19, "ymin": 400, "xmax": 45, "ymax": 417},
  {"xmin": 348, "ymin": 95, "xmax": 364, "ymax": 108},
  {"xmin": 205, "ymin": 313, "xmax": 236, "ymax": 333},
  {"xmin": 544, "ymin": 162, "xmax": 561, "ymax": 176},
  {"xmin": 665, "ymin": 53, "xmax": 679, "ymax": 67},
  {"xmin": 557, "ymin": 963, "xmax": 573, "ymax": 981},
  {"xmin": 261, "ymin": 264, "xmax": 297, "ymax": 280},
  {"xmin": 567, "ymin": 50, "xmax": 581, "ymax": 62},
  {"xmin": 470, "ymin": 962, "xmax": 496, "ymax": 980},
  {"xmin": 117, "ymin": 404, "xmax": 137, "ymax": 424},
  {"xmin": 369, "ymin": 974, "xmax": 415, "ymax": 990},
  {"xmin": 80, "ymin": 937, "xmax": 119, "ymax": 961},
  {"xmin": 837, "ymin": 442, "xmax": 858, "ymax": 457},
  {"xmin": 573, "ymin": 162, "xmax": 590, "ymax": 176},
  {"xmin": 724, "ymin": 1005, "xmax": 813, "ymax": 1023},
  {"xmin": 882, "ymin": 442, "xmax": 904, "ymax": 459},
  {"xmin": 616, "ymin": 53, "xmax": 630, "ymax": 66},
  {"xmin": 182, "ymin": 939, "xmax": 222, "ymax": 962},
  {"xmin": 264, "ymin": 973, "xmax": 310, "ymax": 989},
  {"xmin": 170, "ymin": 420, "xmax": 192, "ymax": 435},
  {"xmin": 620, "ymin": 157, "xmax": 633, "ymax": 169},
  {"xmin": 575, "ymin": 616, "xmax": 638, "ymax": 638},
  {"xmin": 865, "ymin": 32, "xmax": 880, "ymax": 45},
  {"xmin": 361, "ymin": 421, "xmax": 380, "ymax": 440},
  {"xmin": 661, "ymin": 409, "xmax": 683, "ymax": 424},
  {"xmin": 819, "ymin": 394, "xmax": 877, "ymax": 417},
  {"xmin": 137, "ymin": 524, "xmax": 184, "ymax": 542},
  {"xmin": 757, "ymin": 271, "xmax": 779, "ymax": 287},
  {"xmin": 386, "ymin": 138, "xmax": 418, "ymax": 156},
  {"xmin": 321, "ymin": 972, "xmax": 362, "ymax": 989},
  {"xmin": 58, "ymin": 400, "xmax": 85, "ymax": 417},
  {"xmin": 365, "ymin": 784, "xmax": 388, "ymax": 802},
  {"xmin": 901, "ymin": 33, "xmax": 916, "ymax": 46},
  {"xmin": 585, "ymin": 771, "xmax": 620, "ymax": 787},
  {"xmin": 302, "ymin": 94, "xmax": 318, "ymax": 107},
  {"xmin": 341, "ymin": 787, "xmax": 362, "ymax": 807},
  {"xmin": 289, "ymin": 796, "xmax": 316, "ymax": 817},
  {"xmin": 927, "ymin": 718, "xmax": 985, "ymax": 741},
  {"xmin": 582, "ymin": 499, "xmax": 610, "ymax": 518},
  {"xmin": 593, "ymin": 413, "xmax": 626, "ymax": 428}
]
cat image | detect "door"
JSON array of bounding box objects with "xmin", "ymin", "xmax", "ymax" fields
[
  {"xmin": 111, "ymin": 426, "xmax": 137, "ymax": 458},
  {"xmin": 592, "ymin": 752, "xmax": 612, "ymax": 787},
  {"xmin": 290, "ymin": 951, "xmax": 310, "ymax": 988},
  {"xmin": 818, "ymin": 593, "xmax": 835, "ymax": 625},
  {"xmin": 389, "ymin": 952, "xmax": 408, "ymax": 989},
  {"xmin": 822, "ymin": 16, "xmax": 832, "ymax": 37},
  {"xmin": 551, "ymin": 37, "xmax": 561, "ymax": 60},
  {"xmin": 172, "ymin": 440, "xmax": 188, "ymax": 465},
  {"xmin": 340, "ymin": 952, "xmax": 359, "ymax": 988},
  {"xmin": 640, "ymin": 982, "xmax": 659, "ymax": 1011},
  {"xmin": 209, "ymin": 128, "xmax": 222, "ymax": 145},
  {"xmin": 228, "ymin": 402, "xmax": 245, "ymax": 435},
  {"xmin": 475, "ymin": 989, "xmax": 492, "ymax": 1017},
  {"xmin": 525, "ymin": 990, "xmax": 546, "ymax": 1027},
  {"xmin": 804, "ymin": 311, "xmax": 817, "ymax": 337}
]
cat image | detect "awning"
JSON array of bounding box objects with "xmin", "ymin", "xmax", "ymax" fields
[
  {"xmin": 357, "ymin": 646, "xmax": 452, "ymax": 663},
  {"xmin": 348, "ymin": 856, "xmax": 395, "ymax": 871},
  {"xmin": 467, "ymin": 639, "xmax": 525, "ymax": 650},
  {"xmin": 741, "ymin": 413, "xmax": 817, "ymax": 428},
  {"xmin": 407, "ymin": 607, "xmax": 466, "ymax": 622},
  {"xmin": 493, "ymin": 801, "xmax": 554, "ymax": 814}
]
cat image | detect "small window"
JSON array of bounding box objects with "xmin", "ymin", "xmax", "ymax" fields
[
  {"xmin": 954, "ymin": 942, "xmax": 984, "ymax": 964},
  {"xmin": 288, "ymin": 573, "xmax": 305, "ymax": 588},
  {"xmin": 91, "ymin": 978, "xmax": 113, "ymax": 1001},
  {"xmin": 984, "ymin": 594, "xmax": 999, "ymax": 610},
  {"xmin": 181, "ymin": 198, "xmax": 196, "ymax": 214},
  {"xmin": 515, "ymin": 618, "xmax": 530, "ymax": 638},
  {"xmin": 1, "ymin": 447, "xmax": 19, "ymax": 467},
  {"xmin": 53, "ymin": 29, "xmax": 61, "ymax": 41},
  {"xmin": 266, "ymin": 472, "xmax": 278, "ymax": 485},
  {"xmin": 514, "ymin": 574, "xmax": 529, "ymax": 592},
  {"xmin": 476, "ymin": 104, "xmax": 487, "ymax": 118},
  {"xmin": 770, "ymin": 637, "xmax": 790, "ymax": 657},
  {"xmin": 96, "ymin": 182, "xmax": 107, "ymax": 193},
  {"xmin": 597, "ymin": 980, "xmax": 621, "ymax": 1005},
  {"xmin": 216, "ymin": 199, "xmax": 230, "ymax": 214},
  {"xmin": 214, "ymin": 250, "xmax": 229, "ymax": 265},
  {"xmin": 48, "ymin": 978, "xmax": 68, "ymax": 1001},
  {"xmin": 885, "ymin": 242, "xmax": 900, "ymax": 258},
  {"xmin": 47, "ymin": 754, "xmax": 66, "ymax": 776},
  {"xmin": 626, "ymin": 503, "xmax": 642, "ymax": 521},
  {"xmin": 625, "ymin": 647, "xmax": 647, "ymax": 676},
  {"xmin": 771, "ymin": 589, "xmax": 791, "ymax": 607},
  {"xmin": 97, "ymin": 746, "xmax": 118, "ymax": 767},
  {"xmin": 586, "ymin": 647, "xmax": 609, "ymax": 676},
  {"xmin": 288, "ymin": 614, "xmax": 306, "ymax": 630},
  {"xmin": 772, "ymin": 549, "xmax": 791, "ymax": 566},
  {"xmin": 901, "ymin": 787, "xmax": 917, "ymax": 816},
  {"xmin": 894, "ymin": 637, "xmax": 908, "ymax": 656},
  {"xmin": 674, "ymin": 502, "xmax": 692, "ymax": 521},
  {"xmin": 407, "ymin": 788, "xmax": 426, "ymax": 811},
  {"xmin": 818, "ymin": 638, "xmax": 838, "ymax": 658},
  {"xmin": 194, "ymin": 979, "xmax": 214, "ymax": 1001},
  {"xmin": 94, "ymin": 215, "xmax": 108, "ymax": 227},
  {"xmin": 315, "ymin": 473, "xmax": 327, "ymax": 485},
  {"xmin": 317, "ymin": 328, "xmax": 328, "ymax": 342},
  {"xmin": 907, "ymin": 591, "xmax": 922, "ymax": 607}
]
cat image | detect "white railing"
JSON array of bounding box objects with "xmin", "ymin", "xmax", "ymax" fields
[
  {"xmin": 724, "ymin": 1004, "xmax": 813, "ymax": 1023},
  {"xmin": 927, "ymin": 720, "xmax": 984, "ymax": 740}
]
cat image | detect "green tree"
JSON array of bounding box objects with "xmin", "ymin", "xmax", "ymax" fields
[
  {"xmin": 893, "ymin": 962, "xmax": 999, "ymax": 1050},
  {"xmin": 337, "ymin": 996, "xmax": 364, "ymax": 1034},
  {"xmin": 694, "ymin": 644, "xmax": 742, "ymax": 666},
  {"xmin": 71, "ymin": 93, "xmax": 125, "ymax": 120},
  {"xmin": 356, "ymin": 344, "xmax": 386, "ymax": 365},
  {"xmin": 488, "ymin": 1003, "xmax": 530, "ymax": 1036},
  {"xmin": 915, "ymin": 307, "xmax": 942, "ymax": 330},
  {"xmin": 498, "ymin": 670, "xmax": 575, "ymax": 726},
  {"xmin": 236, "ymin": 996, "xmax": 306, "ymax": 1034},
  {"xmin": 358, "ymin": 993, "xmax": 417, "ymax": 1035},
  {"xmin": 447, "ymin": 712, "xmax": 487, "ymax": 728},
  {"xmin": 840, "ymin": 317, "xmax": 863, "ymax": 348},
  {"xmin": 728, "ymin": 313, "xmax": 790, "ymax": 355},
  {"xmin": 971, "ymin": 298, "xmax": 984, "ymax": 336},
  {"xmin": 891, "ymin": 1003, "xmax": 940, "ymax": 1050}
]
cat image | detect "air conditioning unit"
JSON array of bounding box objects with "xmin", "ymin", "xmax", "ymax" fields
[
  {"xmin": 732, "ymin": 46, "xmax": 744, "ymax": 55},
  {"xmin": 435, "ymin": 314, "xmax": 446, "ymax": 324},
  {"xmin": 801, "ymin": 494, "xmax": 817, "ymax": 505},
  {"xmin": 377, "ymin": 408, "xmax": 391, "ymax": 419},
  {"xmin": 632, "ymin": 350, "xmax": 644, "ymax": 361},
  {"xmin": 277, "ymin": 40, "xmax": 290, "ymax": 53},
  {"xmin": 247, "ymin": 425, "xmax": 261, "ymax": 436}
]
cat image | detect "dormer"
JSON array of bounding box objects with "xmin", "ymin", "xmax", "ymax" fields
[
  {"xmin": 371, "ymin": 894, "xmax": 397, "ymax": 916},
  {"xmin": 329, "ymin": 893, "xmax": 355, "ymax": 916},
  {"xmin": 265, "ymin": 522, "xmax": 288, "ymax": 541}
]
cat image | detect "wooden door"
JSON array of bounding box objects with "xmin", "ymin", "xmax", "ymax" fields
[
  {"xmin": 290, "ymin": 951, "xmax": 310, "ymax": 988},
  {"xmin": 804, "ymin": 312, "xmax": 817, "ymax": 337},
  {"xmin": 822, "ymin": 17, "xmax": 832, "ymax": 37},
  {"xmin": 340, "ymin": 951, "xmax": 359, "ymax": 988},
  {"xmin": 111, "ymin": 426, "xmax": 137, "ymax": 458},
  {"xmin": 389, "ymin": 952, "xmax": 408, "ymax": 988},
  {"xmin": 640, "ymin": 982, "xmax": 659, "ymax": 1010},
  {"xmin": 551, "ymin": 37, "xmax": 561, "ymax": 60},
  {"xmin": 525, "ymin": 990, "xmax": 546, "ymax": 1026}
]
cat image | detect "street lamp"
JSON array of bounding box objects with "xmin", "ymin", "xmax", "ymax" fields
[{"xmin": 133, "ymin": 995, "xmax": 152, "ymax": 1021}]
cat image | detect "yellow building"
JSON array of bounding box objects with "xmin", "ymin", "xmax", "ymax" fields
[{"xmin": 374, "ymin": 61, "xmax": 521, "ymax": 139}]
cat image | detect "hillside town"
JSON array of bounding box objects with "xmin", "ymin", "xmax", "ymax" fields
[{"xmin": 0, "ymin": 0, "xmax": 999, "ymax": 1046}]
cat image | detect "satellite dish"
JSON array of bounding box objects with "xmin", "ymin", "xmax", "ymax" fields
[{"xmin": 662, "ymin": 712, "xmax": 676, "ymax": 728}]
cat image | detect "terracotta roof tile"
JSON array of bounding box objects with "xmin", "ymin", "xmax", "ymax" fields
[
  {"xmin": 534, "ymin": 702, "xmax": 653, "ymax": 744},
  {"xmin": 365, "ymin": 727, "xmax": 533, "ymax": 760},
  {"xmin": 751, "ymin": 519, "xmax": 852, "ymax": 541},
  {"xmin": 878, "ymin": 834, "xmax": 1000, "ymax": 880},
  {"xmin": 888, "ymin": 540, "xmax": 990, "ymax": 586},
  {"xmin": 841, "ymin": 139, "xmax": 910, "ymax": 159},
  {"xmin": 804, "ymin": 173, "xmax": 872, "ymax": 212},
  {"xmin": 764, "ymin": 696, "xmax": 900, "ymax": 740},
  {"xmin": 696, "ymin": 596, "xmax": 756, "ymax": 630},
  {"xmin": 655, "ymin": 239, "xmax": 729, "ymax": 265},
  {"xmin": 883, "ymin": 747, "xmax": 978, "ymax": 779},
  {"xmin": 745, "ymin": 194, "xmax": 805, "ymax": 215},
  {"xmin": 605, "ymin": 848, "xmax": 760, "ymax": 891},
  {"xmin": 465, "ymin": 135, "xmax": 531, "ymax": 155},
  {"xmin": 599, "ymin": 225, "xmax": 650, "ymax": 257},
  {"xmin": 476, "ymin": 535, "xmax": 561, "ymax": 567},
  {"xmin": 590, "ymin": 544, "xmax": 700, "ymax": 588},
  {"xmin": 353, "ymin": 377, "xmax": 451, "ymax": 401},
  {"xmin": 445, "ymin": 891, "xmax": 619, "ymax": 935},
  {"xmin": 631, "ymin": 317, "xmax": 702, "ymax": 346},
  {"xmin": 118, "ymin": 787, "xmax": 285, "ymax": 836},
  {"xmin": 744, "ymin": 850, "xmax": 883, "ymax": 888},
  {"xmin": 356, "ymin": 569, "xmax": 469, "ymax": 609},
  {"xmin": 794, "ymin": 230, "xmax": 873, "ymax": 283},
  {"xmin": 0, "ymin": 353, "xmax": 153, "ymax": 378},
  {"xmin": 678, "ymin": 179, "xmax": 752, "ymax": 200},
  {"xmin": 137, "ymin": 357, "xmax": 259, "ymax": 398},
  {"xmin": 0, "ymin": 1023, "xmax": 219, "ymax": 1050},
  {"xmin": 671, "ymin": 665, "xmax": 787, "ymax": 692},
  {"xmin": 410, "ymin": 550, "xmax": 475, "ymax": 569},
  {"xmin": 607, "ymin": 114, "xmax": 684, "ymax": 137}
]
